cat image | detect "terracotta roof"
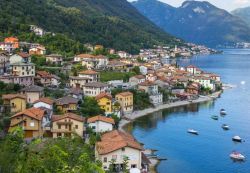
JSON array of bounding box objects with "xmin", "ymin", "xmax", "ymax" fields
[
  {"xmin": 36, "ymin": 71, "xmax": 52, "ymax": 78},
  {"xmin": 34, "ymin": 97, "xmax": 54, "ymax": 105},
  {"xmin": 56, "ymin": 96, "xmax": 79, "ymax": 105},
  {"xmin": 95, "ymin": 92, "xmax": 112, "ymax": 100},
  {"xmin": 17, "ymin": 52, "xmax": 30, "ymax": 58},
  {"xmin": 11, "ymin": 107, "xmax": 45, "ymax": 121},
  {"xmin": 116, "ymin": 92, "xmax": 133, "ymax": 97},
  {"xmin": 2, "ymin": 94, "xmax": 26, "ymax": 100},
  {"xmin": 96, "ymin": 130, "xmax": 143, "ymax": 155},
  {"xmin": 87, "ymin": 115, "xmax": 115, "ymax": 124},
  {"xmin": 52, "ymin": 113, "xmax": 85, "ymax": 122},
  {"xmin": 76, "ymin": 54, "xmax": 95, "ymax": 58},
  {"xmin": 21, "ymin": 85, "xmax": 44, "ymax": 92},
  {"xmin": 79, "ymin": 70, "xmax": 99, "ymax": 75},
  {"xmin": 138, "ymin": 81, "xmax": 155, "ymax": 86},
  {"xmin": 132, "ymin": 75, "xmax": 145, "ymax": 79}
]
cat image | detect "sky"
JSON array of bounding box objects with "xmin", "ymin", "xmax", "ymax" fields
[{"xmin": 129, "ymin": 0, "xmax": 250, "ymax": 11}]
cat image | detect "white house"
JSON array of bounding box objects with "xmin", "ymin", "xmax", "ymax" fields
[
  {"xmin": 186, "ymin": 65, "xmax": 202, "ymax": 75},
  {"xmin": 33, "ymin": 97, "xmax": 54, "ymax": 110},
  {"xmin": 87, "ymin": 115, "xmax": 114, "ymax": 133},
  {"xmin": 139, "ymin": 66, "xmax": 148, "ymax": 75},
  {"xmin": 83, "ymin": 82, "xmax": 110, "ymax": 97},
  {"xmin": 129, "ymin": 75, "xmax": 146, "ymax": 87}
]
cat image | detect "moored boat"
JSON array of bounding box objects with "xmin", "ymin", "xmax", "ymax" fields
[
  {"xmin": 220, "ymin": 109, "xmax": 227, "ymax": 115},
  {"xmin": 232, "ymin": 136, "xmax": 242, "ymax": 142},
  {"xmin": 187, "ymin": 129, "xmax": 199, "ymax": 135},
  {"xmin": 222, "ymin": 124, "xmax": 230, "ymax": 130},
  {"xmin": 211, "ymin": 115, "xmax": 219, "ymax": 120},
  {"xmin": 230, "ymin": 151, "xmax": 245, "ymax": 161}
]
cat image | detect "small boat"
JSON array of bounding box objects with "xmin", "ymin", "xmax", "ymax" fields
[
  {"xmin": 220, "ymin": 109, "xmax": 227, "ymax": 115},
  {"xmin": 222, "ymin": 124, "xmax": 230, "ymax": 130},
  {"xmin": 211, "ymin": 115, "xmax": 219, "ymax": 120},
  {"xmin": 232, "ymin": 136, "xmax": 242, "ymax": 142},
  {"xmin": 230, "ymin": 151, "xmax": 245, "ymax": 161},
  {"xmin": 187, "ymin": 129, "xmax": 199, "ymax": 135}
]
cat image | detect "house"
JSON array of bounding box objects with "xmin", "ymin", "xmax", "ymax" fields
[
  {"xmin": 34, "ymin": 97, "xmax": 54, "ymax": 110},
  {"xmin": 0, "ymin": 51, "xmax": 9, "ymax": 75},
  {"xmin": 83, "ymin": 82, "xmax": 110, "ymax": 97},
  {"xmin": 107, "ymin": 60, "xmax": 129, "ymax": 72},
  {"xmin": 138, "ymin": 81, "xmax": 163, "ymax": 105},
  {"xmin": 46, "ymin": 54, "xmax": 63, "ymax": 65},
  {"xmin": 95, "ymin": 92, "xmax": 113, "ymax": 115},
  {"xmin": 186, "ymin": 65, "xmax": 202, "ymax": 75},
  {"xmin": 69, "ymin": 88, "xmax": 83, "ymax": 100},
  {"xmin": 117, "ymin": 51, "xmax": 130, "ymax": 58},
  {"xmin": 186, "ymin": 83, "xmax": 200, "ymax": 95},
  {"xmin": 2, "ymin": 94, "xmax": 26, "ymax": 113},
  {"xmin": 29, "ymin": 45, "xmax": 46, "ymax": 55},
  {"xmin": 51, "ymin": 113, "xmax": 85, "ymax": 138},
  {"xmin": 78, "ymin": 70, "xmax": 100, "ymax": 82},
  {"xmin": 87, "ymin": 115, "xmax": 115, "ymax": 133},
  {"xmin": 82, "ymin": 55, "xmax": 109, "ymax": 70},
  {"xmin": 55, "ymin": 96, "xmax": 79, "ymax": 113},
  {"xmin": 69, "ymin": 76, "xmax": 91, "ymax": 90},
  {"xmin": 96, "ymin": 130, "xmax": 143, "ymax": 171},
  {"xmin": 0, "ymin": 42, "xmax": 15, "ymax": 52},
  {"xmin": 35, "ymin": 71, "xmax": 52, "ymax": 86},
  {"xmin": 51, "ymin": 75, "xmax": 61, "ymax": 87},
  {"xmin": 20, "ymin": 85, "xmax": 44, "ymax": 104},
  {"xmin": 94, "ymin": 45, "xmax": 104, "ymax": 50},
  {"xmin": 115, "ymin": 92, "xmax": 133, "ymax": 115},
  {"xmin": 9, "ymin": 53, "xmax": 35, "ymax": 86},
  {"xmin": 129, "ymin": 75, "xmax": 146, "ymax": 87},
  {"xmin": 4, "ymin": 37, "xmax": 19, "ymax": 49},
  {"xmin": 9, "ymin": 107, "xmax": 49, "ymax": 138},
  {"xmin": 192, "ymin": 76, "xmax": 215, "ymax": 91},
  {"xmin": 30, "ymin": 25, "xmax": 46, "ymax": 36},
  {"xmin": 139, "ymin": 66, "xmax": 148, "ymax": 75}
]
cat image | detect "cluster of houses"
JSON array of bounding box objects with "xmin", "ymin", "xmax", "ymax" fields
[{"xmin": 0, "ymin": 35, "xmax": 222, "ymax": 172}]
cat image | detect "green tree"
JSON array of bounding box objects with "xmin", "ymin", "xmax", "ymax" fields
[{"xmin": 80, "ymin": 97, "xmax": 104, "ymax": 117}]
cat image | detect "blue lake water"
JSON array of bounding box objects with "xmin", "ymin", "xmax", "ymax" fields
[{"xmin": 125, "ymin": 49, "xmax": 250, "ymax": 173}]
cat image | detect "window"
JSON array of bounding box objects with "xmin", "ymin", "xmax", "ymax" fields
[
  {"xmin": 57, "ymin": 133, "xmax": 62, "ymax": 137},
  {"xmin": 131, "ymin": 164, "xmax": 137, "ymax": 168},
  {"xmin": 92, "ymin": 126, "xmax": 96, "ymax": 129},
  {"xmin": 30, "ymin": 122, "xmax": 35, "ymax": 127},
  {"xmin": 122, "ymin": 148, "xmax": 125, "ymax": 151},
  {"xmin": 112, "ymin": 155, "xmax": 117, "ymax": 160},
  {"xmin": 58, "ymin": 125, "xmax": 61, "ymax": 129},
  {"xmin": 75, "ymin": 125, "xmax": 78, "ymax": 129},
  {"xmin": 103, "ymin": 157, "xmax": 107, "ymax": 163}
]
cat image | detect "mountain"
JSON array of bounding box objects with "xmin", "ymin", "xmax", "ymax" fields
[
  {"xmin": 132, "ymin": 0, "xmax": 250, "ymax": 47},
  {"xmin": 232, "ymin": 7, "xmax": 250, "ymax": 26},
  {"xmin": 0, "ymin": 0, "xmax": 182, "ymax": 54}
]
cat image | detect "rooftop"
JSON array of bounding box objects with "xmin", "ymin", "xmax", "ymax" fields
[
  {"xmin": 11, "ymin": 107, "xmax": 45, "ymax": 121},
  {"xmin": 87, "ymin": 115, "xmax": 115, "ymax": 124},
  {"xmin": 52, "ymin": 113, "xmax": 85, "ymax": 122}
]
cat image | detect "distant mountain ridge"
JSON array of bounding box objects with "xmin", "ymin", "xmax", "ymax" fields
[
  {"xmin": 0, "ymin": 0, "xmax": 182, "ymax": 54},
  {"xmin": 232, "ymin": 7, "xmax": 250, "ymax": 26},
  {"xmin": 132, "ymin": 0, "xmax": 250, "ymax": 47}
]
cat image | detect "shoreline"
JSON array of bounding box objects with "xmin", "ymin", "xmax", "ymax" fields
[{"xmin": 118, "ymin": 90, "xmax": 222, "ymax": 172}]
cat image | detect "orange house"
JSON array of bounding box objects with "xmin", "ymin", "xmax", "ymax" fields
[{"xmin": 4, "ymin": 37, "xmax": 19, "ymax": 48}]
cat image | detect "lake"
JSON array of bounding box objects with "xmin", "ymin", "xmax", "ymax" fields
[{"xmin": 125, "ymin": 49, "xmax": 250, "ymax": 173}]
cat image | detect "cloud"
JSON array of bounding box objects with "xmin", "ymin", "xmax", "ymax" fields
[{"xmin": 233, "ymin": 0, "xmax": 250, "ymax": 5}]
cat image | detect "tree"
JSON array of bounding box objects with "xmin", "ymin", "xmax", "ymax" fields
[
  {"xmin": 80, "ymin": 97, "xmax": 104, "ymax": 117},
  {"xmin": 122, "ymin": 156, "xmax": 130, "ymax": 173}
]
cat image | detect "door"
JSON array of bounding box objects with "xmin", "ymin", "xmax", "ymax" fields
[{"xmin": 25, "ymin": 131, "xmax": 33, "ymax": 138}]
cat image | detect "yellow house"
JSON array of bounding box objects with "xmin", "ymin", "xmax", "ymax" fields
[
  {"xmin": 51, "ymin": 113, "xmax": 85, "ymax": 138},
  {"xmin": 2, "ymin": 94, "xmax": 26, "ymax": 113},
  {"xmin": 55, "ymin": 96, "xmax": 79, "ymax": 113},
  {"xmin": 9, "ymin": 107, "xmax": 46, "ymax": 138},
  {"xmin": 95, "ymin": 92, "xmax": 113, "ymax": 114},
  {"xmin": 115, "ymin": 92, "xmax": 133, "ymax": 115}
]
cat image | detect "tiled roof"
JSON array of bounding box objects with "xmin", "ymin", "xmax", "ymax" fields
[
  {"xmin": 55, "ymin": 96, "xmax": 79, "ymax": 105},
  {"xmin": 52, "ymin": 113, "xmax": 85, "ymax": 122},
  {"xmin": 96, "ymin": 130, "xmax": 143, "ymax": 155},
  {"xmin": 79, "ymin": 70, "xmax": 99, "ymax": 75},
  {"xmin": 116, "ymin": 91, "xmax": 133, "ymax": 97},
  {"xmin": 36, "ymin": 71, "xmax": 52, "ymax": 78},
  {"xmin": 21, "ymin": 85, "xmax": 44, "ymax": 92},
  {"xmin": 84, "ymin": 82, "xmax": 109, "ymax": 88},
  {"xmin": 138, "ymin": 81, "xmax": 155, "ymax": 86},
  {"xmin": 17, "ymin": 52, "xmax": 30, "ymax": 58},
  {"xmin": 34, "ymin": 97, "xmax": 54, "ymax": 105},
  {"xmin": 2, "ymin": 94, "xmax": 26, "ymax": 100},
  {"xmin": 132, "ymin": 75, "xmax": 145, "ymax": 79},
  {"xmin": 95, "ymin": 92, "xmax": 112, "ymax": 100},
  {"xmin": 11, "ymin": 107, "xmax": 45, "ymax": 121},
  {"xmin": 76, "ymin": 54, "xmax": 95, "ymax": 58},
  {"xmin": 87, "ymin": 115, "xmax": 115, "ymax": 124}
]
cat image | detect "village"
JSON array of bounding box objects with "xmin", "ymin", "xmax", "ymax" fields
[{"xmin": 0, "ymin": 28, "xmax": 222, "ymax": 172}]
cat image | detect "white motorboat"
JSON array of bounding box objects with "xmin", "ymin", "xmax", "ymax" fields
[
  {"xmin": 232, "ymin": 136, "xmax": 242, "ymax": 142},
  {"xmin": 222, "ymin": 124, "xmax": 230, "ymax": 130},
  {"xmin": 230, "ymin": 152, "xmax": 245, "ymax": 161},
  {"xmin": 220, "ymin": 109, "xmax": 227, "ymax": 115},
  {"xmin": 187, "ymin": 129, "xmax": 198, "ymax": 135}
]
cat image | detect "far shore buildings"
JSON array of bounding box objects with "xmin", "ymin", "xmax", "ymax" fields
[
  {"xmin": 115, "ymin": 92, "xmax": 133, "ymax": 115},
  {"xmin": 74, "ymin": 54, "xmax": 108, "ymax": 70},
  {"xmin": 96, "ymin": 130, "xmax": 143, "ymax": 171}
]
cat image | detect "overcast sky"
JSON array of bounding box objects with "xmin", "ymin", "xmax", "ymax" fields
[{"xmin": 129, "ymin": 0, "xmax": 250, "ymax": 11}]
